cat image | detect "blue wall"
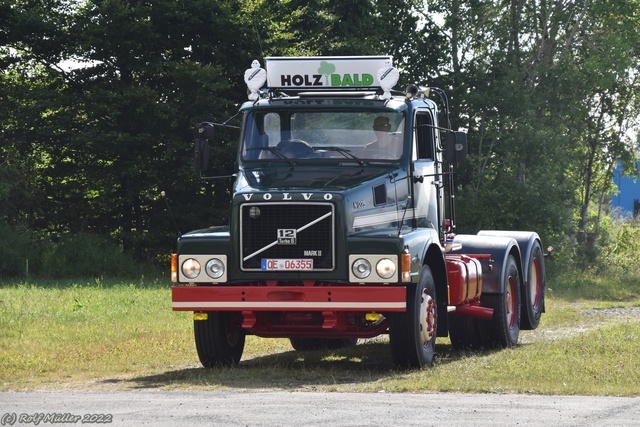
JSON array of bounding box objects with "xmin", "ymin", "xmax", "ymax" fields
[{"xmin": 612, "ymin": 161, "xmax": 640, "ymax": 217}]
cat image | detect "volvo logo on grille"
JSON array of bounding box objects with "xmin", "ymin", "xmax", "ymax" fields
[
  {"xmin": 249, "ymin": 206, "xmax": 261, "ymax": 218},
  {"xmin": 242, "ymin": 192, "xmax": 334, "ymax": 201}
]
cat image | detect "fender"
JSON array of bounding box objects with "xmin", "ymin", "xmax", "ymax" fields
[
  {"xmin": 400, "ymin": 227, "xmax": 448, "ymax": 336},
  {"xmin": 450, "ymin": 234, "xmax": 522, "ymax": 294},
  {"xmin": 478, "ymin": 230, "xmax": 546, "ymax": 330},
  {"xmin": 478, "ymin": 230, "xmax": 541, "ymax": 288}
]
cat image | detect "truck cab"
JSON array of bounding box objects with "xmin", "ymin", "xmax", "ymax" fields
[{"xmin": 171, "ymin": 56, "xmax": 546, "ymax": 369}]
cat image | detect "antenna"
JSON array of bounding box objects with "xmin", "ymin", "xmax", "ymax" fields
[
  {"xmin": 161, "ymin": 191, "xmax": 181, "ymax": 237},
  {"xmin": 253, "ymin": 23, "xmax": 264, "ymax": 57}
]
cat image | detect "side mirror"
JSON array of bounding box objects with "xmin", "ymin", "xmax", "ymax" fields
[
  {"xmin": 194, "ymin": 138, "xmax": 210, "ymax": 171},
  {"xmin": 193, "ymin": 122, "xmax": 215, "ymax": 139},
  {"xmin": 445, "ymin": 131, "xmax": 467, "ymax": 165},
  {"xmin": 193, "ymin": 122, "xmax": 214, "ymax": 171}
]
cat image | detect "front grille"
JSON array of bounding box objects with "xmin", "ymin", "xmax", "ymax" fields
[{"xmin": 240, "ymin": 202, "xmax": 335, "ymax": 271}]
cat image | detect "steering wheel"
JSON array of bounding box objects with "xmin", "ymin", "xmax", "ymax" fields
[{"xmin": 276, "ymin": 139, "xmax": 314, "ymax": 158}]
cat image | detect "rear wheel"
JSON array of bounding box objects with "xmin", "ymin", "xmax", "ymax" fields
[
  {"xmin": 194, "ymin": 312, "xmax": 245, "ymax": 367},
  {"xmin": 390, "ymin": 265, "xmax": 437, "ymax": 368},
  {"xmin": 483, "ymin": 255, "xmax": 521, "ymax": 348},
  {"xmin": 448, "ymin": 313, "xmax": 485, "ymax": 350},
  {"xmin": 521, "ymin": 242, "xmax": 545, "ymax": 330}
]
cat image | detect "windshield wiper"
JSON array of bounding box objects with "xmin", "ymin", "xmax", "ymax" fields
[
  {"xmin": 313, "ymin": 146, "xmax": 366, "ymax": 165},
  {"xmin": 245, "ymin": 147, "xmax": 294, "ymax": 164}
]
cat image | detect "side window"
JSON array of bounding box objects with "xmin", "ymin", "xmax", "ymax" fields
[
  {"xmin": 243, "ymin": 112, "xmax": 282, "ymax": 160},
  {"xmin": 416, "ymin": 113, "xmax": 434, "ymax": 160},
  {"xmin": 264, "ymin": 112, "xmax": 281, "ymax": 146}
]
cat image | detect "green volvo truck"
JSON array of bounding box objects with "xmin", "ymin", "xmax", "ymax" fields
[{"xmin": 170, "ymin": 56, "xmax": 546, "ymax": 368}]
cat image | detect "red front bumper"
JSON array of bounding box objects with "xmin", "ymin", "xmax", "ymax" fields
[{"xmin": 172, "ymin": 285, "xmax": 407, "ymax": 312}]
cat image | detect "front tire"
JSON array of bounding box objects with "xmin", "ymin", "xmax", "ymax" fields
[
  {"xmin": 194, "ymin": 312, "xmax": 245, "ymax": 368},
  {"xmin": 390, "ymin": 265, "xmax": 437, "ymax": 368}
]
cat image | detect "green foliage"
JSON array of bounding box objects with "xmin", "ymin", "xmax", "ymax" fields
[
  {"xmin": 1, "ymin": 0, "xmax": 639, "ymax": 277},
  {"xmin": 0, "ymin": 223, "xmax": 44, "ymax": 278},
  {"xmin": 0, "ymin": 224, "xmax": 158, "ymax": 279},
  {"xmin": 550, "ymin": 273, "xmax": 640, "ymax": 302},
  {"xmin": 40, "ymin": 232, "xmax": 152, "ymax": 279},
  {"xmin": 599, "ymin": 219, "xmax": 640, "ymax": 275}
]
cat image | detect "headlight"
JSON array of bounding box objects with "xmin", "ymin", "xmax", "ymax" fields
[
  {"xmin": 205, "ymin": 258, "xmax": 225, "ymax": 279},
  {"xmin": 352, "ymin": 258, "xmax": 372, "ymax": 279},
  {"xmin": 181, "ymin": 258, "xmax": 201, "ymax": 279},
  {"xmin": 376, "ymin": 258, "xmax": 396, "ymax": 279}
]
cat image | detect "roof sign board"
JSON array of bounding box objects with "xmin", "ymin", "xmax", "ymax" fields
[{"xmin": 264, "ymin": 56, "xmax": 394, "ymax": 90}]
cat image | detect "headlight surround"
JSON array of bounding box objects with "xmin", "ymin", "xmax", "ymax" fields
[
  {"xmin": 349, "ymin": 254, "xmax": 399, "ymax": 283},
  {"xmin": 352, "ymin": 258, "xmax": 372, "ymax": 279},
  {"xmin": 178, "ymin": 254, "xmax": 227, "ymax": 283},
  {"xmin": 205, "ymin": 258, "xmax": 225, "ymax": 279},
  {"xmin": 181, "ymin": 258, "xmax": 201, "ymax": 279},
  {"xmin": 376, "ymin": 258, "xmax": 396, "ymax": 279}
]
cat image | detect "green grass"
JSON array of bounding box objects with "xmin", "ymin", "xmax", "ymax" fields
[{"xmin": 1, "ymin": 276, "xmax": 639, "ymax": 395}]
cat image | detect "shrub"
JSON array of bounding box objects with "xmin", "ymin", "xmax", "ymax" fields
[
  {"xmin": 40, "ymin": 233, "xmax": 150, "ymax": 279},
  {"xmin": 0, "ymin": 223, "xmax": 160, "ymax": 279},
  {"xmin": 0, "ymin": 223, "xmax": 44, "ymax": 278}
]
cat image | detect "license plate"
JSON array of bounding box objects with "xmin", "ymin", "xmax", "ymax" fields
[{"xmin": 261, "ymin": 259, "xmax": 314, "ymax": 271}]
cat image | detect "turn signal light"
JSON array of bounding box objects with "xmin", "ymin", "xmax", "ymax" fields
[
  {"xmin": 171, "ymin": 253, "xmax": 178, "ymax": 282},
  {"xmin": 401, "ymin": 248, "xmax": 411, "ymax": 282}
]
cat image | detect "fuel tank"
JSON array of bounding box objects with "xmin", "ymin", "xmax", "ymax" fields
[{"xmin": 446, "ymin": 254, "xmax": 482, "ymax": 306}]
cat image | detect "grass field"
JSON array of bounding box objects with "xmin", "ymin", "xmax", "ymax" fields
[{"xmin": 1, "ymin": 277, "xmax": 639, "ymax": 395}]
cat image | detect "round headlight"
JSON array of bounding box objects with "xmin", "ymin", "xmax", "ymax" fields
[
  {"xmin": 352, "ymin": 258, "xmax": 372, "ymax": 279},
  {"xmin": 376, "ymin": 258, "xmax": 396, "ymax": 279},
  {"xmin": 182, "ymin": 258, "xmax": 201, "ymax": 279},
  {"xmin": 205, "ymin": 258, "xmax": 225, "ymax": 279}
]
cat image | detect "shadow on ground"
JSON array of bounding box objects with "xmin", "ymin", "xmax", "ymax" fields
[{"xmin": 113, "ymin": 340, "xmax": 495, "ymax": 391}]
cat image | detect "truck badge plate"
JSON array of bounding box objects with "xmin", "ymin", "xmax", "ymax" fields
[{"xmin": 277, "ymin": 229, "xmax": 297, "ymax": 245}]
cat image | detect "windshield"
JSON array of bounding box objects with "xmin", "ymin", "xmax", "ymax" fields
[{"xmin": 242, "ymin": 110, "xmax": 405, "ymax": 161}]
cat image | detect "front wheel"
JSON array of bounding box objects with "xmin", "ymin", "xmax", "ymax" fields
[
  {"xmin": 389, "ymin": 265, "xmax": 437, "ymax": 368},
  {"xmin": 194, "ymin": 312, "xmax": 245, "ymax": 368}
]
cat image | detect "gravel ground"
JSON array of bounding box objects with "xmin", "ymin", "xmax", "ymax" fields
[{"xmin": 2, "ymin": 390, "xmax": 640, "ymax": 427}]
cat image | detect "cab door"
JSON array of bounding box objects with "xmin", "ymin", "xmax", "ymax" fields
[{"xmin": 411, "ymin": 111, "xmax": 443, "ymax": 235}]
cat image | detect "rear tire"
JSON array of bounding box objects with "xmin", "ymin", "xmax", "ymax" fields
[
  {"xmin": 194, "ymin": 312, "xmax": 245, "ymax": 367},
  {"xmin": 389, "ymin": 265, "xmax": 437, "ymax": 368},
  {"xmin": 483, "ymin": 255, "xmax": 521, "ymax": 348},
  {"xmin": 521, "ymin": 242, "xmax": 545, "ymax": 330},
  {"xmin": 448, "ymin": 313, "xmax": 485, "ymax": 350}
]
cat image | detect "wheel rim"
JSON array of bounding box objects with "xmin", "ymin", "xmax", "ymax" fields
[
  {"xmin": 530, "ymin": 257, "xmax": 542, "ymax": 309},
  {"xmin": 506, "ymin": 277, "xmax": 517, "ymax": 329},
  {"xmin": 419, "ymin": 289, "xmax": 436, "ymax": 348}
]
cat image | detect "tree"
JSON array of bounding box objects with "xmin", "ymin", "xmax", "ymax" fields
[
  {"xmin": 1, "ymin": 0, "xmax": 254, "ymax": 262},
  {"xmin": 416, "ymin": 0, "xmax": 640, "ymax": 266}
]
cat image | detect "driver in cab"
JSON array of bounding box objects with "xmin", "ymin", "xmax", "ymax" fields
[{"xmin": 364, "ymin": 116, "xmax": 402, "ymax": 159}]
